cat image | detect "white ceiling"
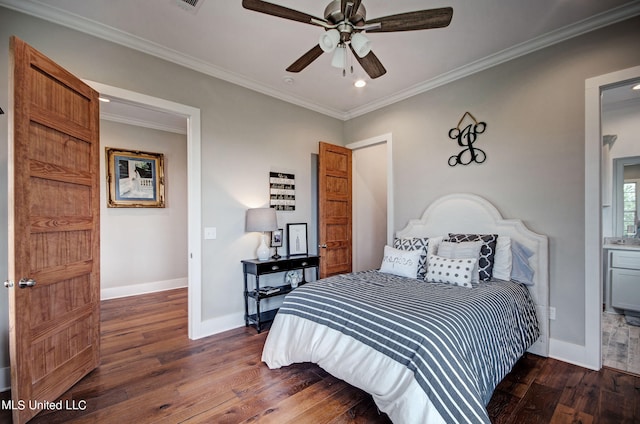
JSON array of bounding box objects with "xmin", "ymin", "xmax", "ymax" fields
[{"xmin": 2, "ymin": 0, "xmax": 640, "ymax": 120}]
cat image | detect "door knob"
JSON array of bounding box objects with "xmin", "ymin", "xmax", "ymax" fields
[
  {"xmin": 18, "ymin": 278, "xmax": 36, "ymax": 288},
  {"xmin": 318, "ymin": 244, "xmax": 327, "ymax": 249},
  {"xmin": 3, "ymin": 280, "xmax": 13, "ymax": 288}
]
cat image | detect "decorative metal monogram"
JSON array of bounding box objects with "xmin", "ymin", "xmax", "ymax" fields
[{"xmin": 448, "ymin": 112, "xmax": 487, "ymax": 166}]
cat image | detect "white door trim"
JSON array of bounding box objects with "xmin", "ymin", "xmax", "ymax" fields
[{"xmin": 83, "ymin": 80, "xmax": 204, "ymax": 340}]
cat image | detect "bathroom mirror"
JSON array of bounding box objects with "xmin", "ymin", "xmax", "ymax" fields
[{"xmin": 613, "ymin": 156, "xmax": 640, "ymax": 238}]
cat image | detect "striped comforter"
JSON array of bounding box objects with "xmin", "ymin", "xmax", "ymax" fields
[{"xmin": 276, "ymin": 270, "xmax": 539, "ymax": 424}]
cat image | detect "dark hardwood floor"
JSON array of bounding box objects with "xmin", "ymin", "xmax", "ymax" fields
[{"xmin": 1, "ymin": 288, "xmax": 639, "ymax": 423}]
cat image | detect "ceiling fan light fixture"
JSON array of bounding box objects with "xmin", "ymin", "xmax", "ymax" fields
[
  {"xmin": 242, "ymin": 1, "xmax": 453, "ymax": 79},
  {"xmin": 350, "ymin": 33, "xmax": 371, "ymax": 58},
  {"xmin": 331, "ymin": 45, "xmax": 347, "ymax": 68},
  {"xmin": 319, "ymin": 29, "xmax": 341, "ymax": 52}
]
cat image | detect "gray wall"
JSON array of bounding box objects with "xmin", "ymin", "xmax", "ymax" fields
[
  {"xmin": 0, "ymin": 7, "xmax": 344, "ymax": 388},
  {"xmin": 344, "ymin": 16, "xmax": 640, "ymax": 345},
  {"xmin": 100, "ymin": 121, "xmax": 188, "ymax": 297}
]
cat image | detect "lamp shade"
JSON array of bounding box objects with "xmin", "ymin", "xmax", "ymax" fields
[
  {"xmin": 246, "ymin": 208, "xmax": 278, "ymax": 232},
  {"xmin": 331, "ymin": 45, "xmax": 347, "ymax": 69},
  {"xmin": 319, "ymin": 29, "xmax": 340, "ymax": 53},
  {"xmin": 350, "ymin": 33, "xmax": 371, "ymax": 58}
]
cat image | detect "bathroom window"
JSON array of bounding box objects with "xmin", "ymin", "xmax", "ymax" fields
[{"xmin": 623, "ymin": 182, "xmax": 637, "ymax": 236}]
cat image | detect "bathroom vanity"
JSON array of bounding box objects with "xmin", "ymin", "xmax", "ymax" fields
[{"xmin": 604, "ymin": 240, "xmax": 640, "ymax": 315}]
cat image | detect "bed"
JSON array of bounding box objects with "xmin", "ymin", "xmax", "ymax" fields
[{"xmin": 262, "ymin": 193, "xmax": 549, "ymax": 424}]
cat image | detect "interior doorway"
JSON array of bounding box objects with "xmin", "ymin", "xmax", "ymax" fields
[
  {"xmin": 85, "ymin": 81, "xmax": 204, "ymax": 340},
  {"xmin": 99, "ymin": 103, "xmax": 188, "ymax": 300},
  {"xmin": 600, "ymin": 80, "xmax": 640, "ymax": 374},
  {"xmin": 584, "ymin": 65, "xmax": 640, "ymax": 371},
  {"xmin": 347, "ymin": 133, "xmax": 393, "ymax": 272}
]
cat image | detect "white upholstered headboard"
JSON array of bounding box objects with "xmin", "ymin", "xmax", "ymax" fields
[{"xmin": 395, "ymin": 193, "xmax": 549, "ymax": 357}]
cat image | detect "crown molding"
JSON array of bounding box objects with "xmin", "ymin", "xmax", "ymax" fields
[
  {"xmin": 2, "ymin": 0, "xmax": 639, "ymax": 121},
  {"xmin": 0, "ymin": 0, "xmax": 346, "ymax": 120},
  {"xmin": 344, "ymin": 1, "xmax": 640, "ymax": 120}
]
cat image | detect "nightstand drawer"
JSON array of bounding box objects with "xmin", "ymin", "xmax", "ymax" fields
[
  {"xmin": 255, "ymin": 262, "xmax": 287, "ymax": 274},
  {"xmin": 288, "ymin": 256, "xmax": 319, "ymax": 269}
]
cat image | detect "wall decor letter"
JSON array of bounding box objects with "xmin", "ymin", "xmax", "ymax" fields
[{"xmin": 448, "ymin": 112, "xmax": 487, "ymax": 166}]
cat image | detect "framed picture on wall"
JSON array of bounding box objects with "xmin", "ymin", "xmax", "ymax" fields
[
  {"xmin": 106, "ymin": 147, "xmax": 165, "ymax": 208},
  {"xmin": 287, "ymin": 223, "xmax": 308, "ymax": 256}
]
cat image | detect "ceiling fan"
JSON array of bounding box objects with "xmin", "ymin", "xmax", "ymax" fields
[{"xmin": 242, "ymin": 0, "xmax": 453, "ymax": 79}]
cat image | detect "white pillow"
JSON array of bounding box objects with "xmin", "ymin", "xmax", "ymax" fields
[
  {"xmin": 427, "ymin": 236, "xmax": 443, "ymax": 256},
  {"xmin": 423, "ymin": 236, "xmax": 443, "ymax": 277},
  {"xmin": 379, "ymin": 245, "xmax": 422, "ymax": 278},
  {"xmin": 492, "ymin": 236, "xmax": 512, "ymax": 281},
  {"xmin": 437, "ymin": 241, "xmax": 483, "ymax": 283},
  {"xmin": 426, "ymin": 255, "xmax": 477, "ymax": 288}
]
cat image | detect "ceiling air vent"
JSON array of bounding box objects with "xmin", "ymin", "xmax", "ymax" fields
[{"xmin": 173, "ymin": 0, "xmax": 204, "ymax": 14}]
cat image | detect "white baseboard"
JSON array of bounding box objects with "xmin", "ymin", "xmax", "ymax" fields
[
  {"xmin": 549, "ymin": 337, "xmax": 599, "ymax": 370},
  {"xmin": 0, "ymin": 366, "xmax": 10, "ymax": 392},
  {"xmin": 100, "ymin": 277, "xmax": 187, "ymax": 300},
  {"xmin": 191, "ymin": 313, "xmax": 246, "ymax": 340}
]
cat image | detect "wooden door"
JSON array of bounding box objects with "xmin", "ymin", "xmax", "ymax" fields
[
  {"xmin": 7, "ymin": 36, "xmax": 100, "ymax": 424},
  {"xmin": 318, "ymin": 142, "xmax": 352, "ymax": 278}
]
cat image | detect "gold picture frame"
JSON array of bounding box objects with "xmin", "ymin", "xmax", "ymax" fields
[{"xmin": 106, "ymin": 147, "xmax": 165, "ymax": 208}]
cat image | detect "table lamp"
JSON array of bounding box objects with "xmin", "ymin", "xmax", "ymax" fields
[{"xmin": 246, "ymin": 207, "xmax": 278, "ymax": 261}]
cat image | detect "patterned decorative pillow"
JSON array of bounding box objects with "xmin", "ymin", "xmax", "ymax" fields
[
  {"xmin": 426, "ymin": 254, "xmax": 477, "ymax": 288},
  {"xmin": 425, "ymin": 236, "xmax": 444, "ymax": 277},
  {"xmin": 379, "ymin": 245, "xmax": 422, "ymax": 279},
  {"xmin": 447, "ymin": 233, "xmax": 499, "ymax": 281},
  {"xmin": 437, "ymin": 241, "xmax": 483, "ymax": 283},
  {"xmin": 393, "ymin": 237, "xmax": 429, "ymax": 280}
]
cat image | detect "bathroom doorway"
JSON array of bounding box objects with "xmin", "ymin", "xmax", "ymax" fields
[{"xmin": 600, "ymin": 80, "xmax": 640, "ymax": 373}]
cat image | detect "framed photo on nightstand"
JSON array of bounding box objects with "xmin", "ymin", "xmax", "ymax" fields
[
  {"xmin": 271, "ymin": 229, "xmax": 283, "ymax": 247},
  {"xmin": 270, "ymin": 228, "xmax": 283, "ymax": 259}
]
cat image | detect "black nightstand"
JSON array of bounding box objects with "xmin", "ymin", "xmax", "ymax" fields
[{"xmin": 242, "ymin": 255, "xmax": 319, "ymax": 333}]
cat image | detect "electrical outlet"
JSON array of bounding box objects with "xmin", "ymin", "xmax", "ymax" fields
[
  {"xmin": 549, "ymin": 306, "xmax": 556, "ymax": 320},
  {"xmin": 204, "ymin": 227, "xmax": 216, "ymax": 240}
]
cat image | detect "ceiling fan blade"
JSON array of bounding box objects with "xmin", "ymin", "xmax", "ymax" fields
[
  {"xmin": 286, "ymin": 45, "xmax": 324, "ymax": 73},
  {"xmin": 366, "ymin": 7, "xmax": 453, "ymax": 32},
  {"xmin": 349, "ymin": 45, "xmax": 386, "ymax": 79},
  {"xmin": 242, "ymin": 0, "xmax": 324, "ymax": 25}
]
